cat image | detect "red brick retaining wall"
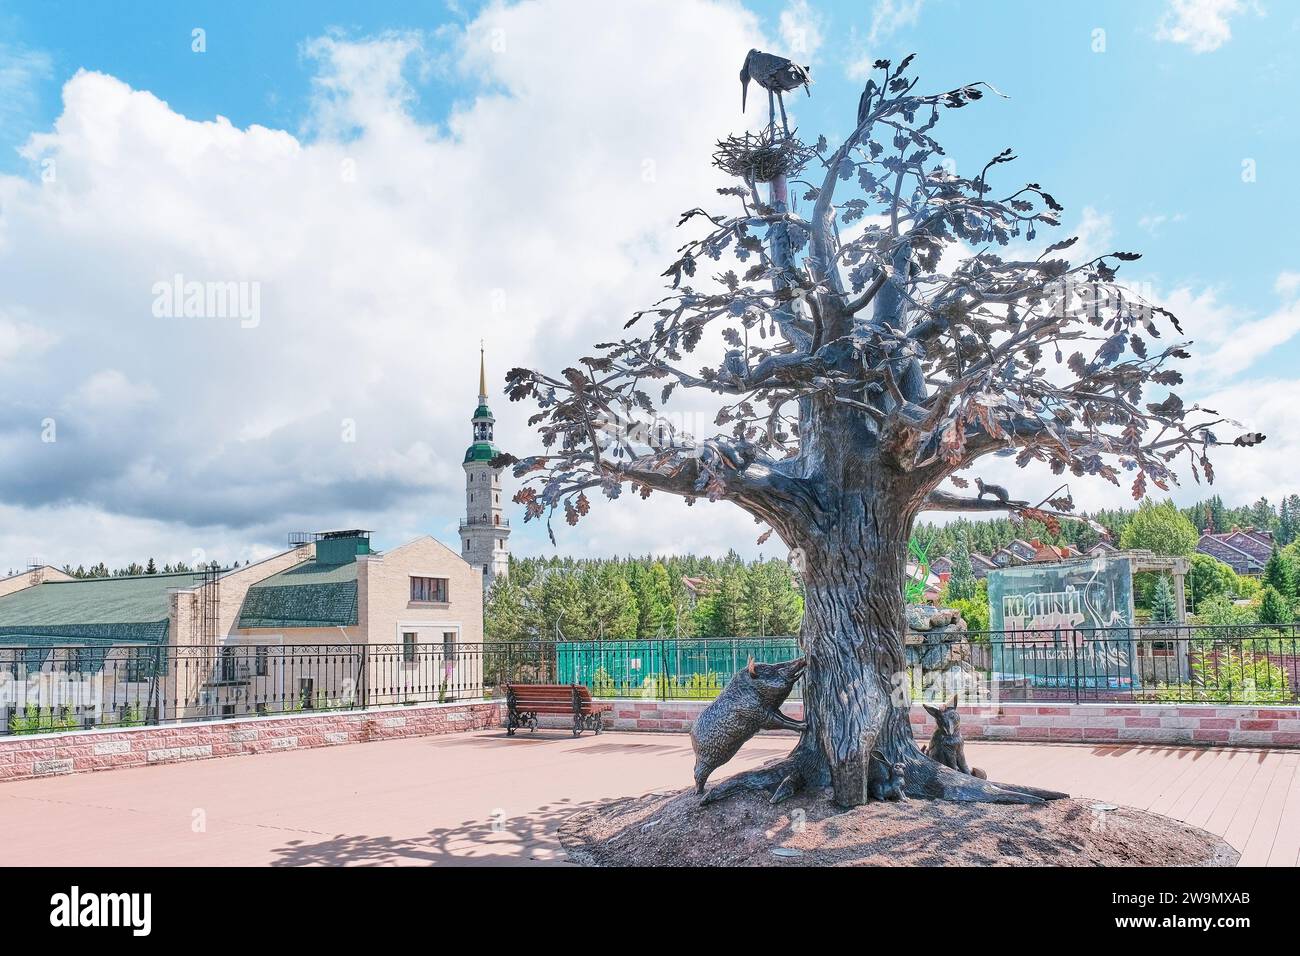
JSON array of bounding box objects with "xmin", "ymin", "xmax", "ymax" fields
[
  {"xmin": 0, "ymin": 700, "xmax": 504, "ymax": 784},
  {"xmin": 602, "ymin": 699, "xmax": 1300, "ymax": 748},
  {"xmin": 6, "ymin": 697, "xmax": 1297, "ymax": 785}
]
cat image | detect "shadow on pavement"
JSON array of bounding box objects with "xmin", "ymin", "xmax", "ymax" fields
[{"xmin": 268, "ymin": 797, "xmax": 605, "ymax": 867}]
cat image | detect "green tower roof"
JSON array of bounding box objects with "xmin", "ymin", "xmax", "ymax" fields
[
  {"xmin": 464, "ymin": 441, "xmax": 498, "ymax": 463},
  {"xmin": 473, "ymin": 404, "xmax": 493, "ymax": 420}
]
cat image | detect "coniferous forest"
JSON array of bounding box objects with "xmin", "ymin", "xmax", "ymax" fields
[
  {"xmin": 484, "ymin": 494, "xmax": 1300, "ymax": 640},
  {"xmin": 17, "ymin": 494, "xmax": 1300, "ymax": 639}
]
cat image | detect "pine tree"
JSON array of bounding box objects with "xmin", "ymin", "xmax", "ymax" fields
[
  {"xmin": 697, "ymin": 566, "xmax": 745, "ymax": 637},
  {"xmin": 1279, "ymin": 499, "xmax": 1295, "ymax": 547},
  {"xmin": 634, "ymin": 563, "xmax": 674, "ymax": 638},
  {"xmin": 537, "ymin": 570, "xmax": 588, "ymax": 639},
  {"xmin": 1258, "ymin": 586, "xmax": 1292, "ymax": 627},
  {"xmin": 947, "ymin": 536, "xmax": 978, "ymax": 602},
  {"xmin": 584, "ymin": 565, "xmax": 639, "ymax": 639},
  {"xmin": 1263, "ymin": 546, "xmax": 1294, "ymax": 599},
  {"xmin": 1150, "ymin": 575, "xmax": 1177, "ymax": 624},
  {"xmin": 1251, "ymin": 497, "xmax": 1276, "ymax": 532},
  {"xmin": 740, "ymin": 560, "xmax": 803, "ymax": 637},
  {"xmin": 145, "ymin": 558, "xmax": 157, "ymax": 574}
]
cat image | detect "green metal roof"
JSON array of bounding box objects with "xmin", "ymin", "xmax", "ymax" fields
[
  {"xmin": 464, "ymin": 440, "xmax": 499, "ymax": 463},
  {"xmin": 473, "ymin": 404, "xmax": 494, "ymax": 419},
  {"xmin": 237, "ymin": 560, "xmax": 359, "ymax": 629},
  {"xmin": 0, "ymin": 571, "xmax": 207, "ymax": 646}
]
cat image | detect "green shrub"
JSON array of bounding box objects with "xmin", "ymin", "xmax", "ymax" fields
[
  {"xmin": 7, "ymin": 705, "xmax": 79, "ymax": 735},
  {"xmin": 590, "ymin": 666, "xmax": 618, "ymax": 698},
  {"xmin": 1191, "ymin": 594, "xmax": 1257, "ymax": 637},
  {"xmin": 1150, "ymin": 647, "xmax": 1291, "ymax": 703},
  {"xmin": 639, "ymin": 671, "xmax": 724, "ymax": 700},
  {"xmin": 948, "ymin": 597, "xmax": 989, "ymax": 636}
]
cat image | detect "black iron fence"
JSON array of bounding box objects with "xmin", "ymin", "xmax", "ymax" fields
[
  {"xmin": 0, "ymin": 642, "xmax": 490, "ymax": 736},
  {"xmin": 956, "ymin": 623, "xmax": 1300, "ymax": 705},
  {"xmin": 2, "ymin": 625, "xmax": 1298, "ymax": 736}
]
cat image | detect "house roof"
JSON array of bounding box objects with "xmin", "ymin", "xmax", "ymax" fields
[
  {"xmin": 1219, "ymin": 530, "xmax": 1271, "ymax": 560},
  {"xmin": 1032, "ymin": 542, "xmax": 1078, "ymax": 562},
  {"xmin": 1197, "ymin": 532, "xmax": 1266, "ymax": 570},
  {"xmin": 236, "ymin": 560, "xmax": 359, "ymax": 629},
  {"xmin": 0, "ymin": 571, "xmax": 208, "ymax": 645}
]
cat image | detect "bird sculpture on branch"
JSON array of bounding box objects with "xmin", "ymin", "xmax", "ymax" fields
[{"xmin": 739, "ymin": 48, "xmax": 811, "ymax": 135}]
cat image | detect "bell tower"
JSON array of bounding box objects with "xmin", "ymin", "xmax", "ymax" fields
[{"xmin": 460, "ymin": 344, "xmax": 510, "ymax": 590}]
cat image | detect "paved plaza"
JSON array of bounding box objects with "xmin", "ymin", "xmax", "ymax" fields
[{"xmin": 2, "ymin": 731, "xmax": 1296, "ymax": 866}]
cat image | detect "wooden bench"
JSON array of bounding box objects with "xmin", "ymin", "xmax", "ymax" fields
[{"xmin": 505, "ymin": 683, "xmax": 613, "ymax": 737}]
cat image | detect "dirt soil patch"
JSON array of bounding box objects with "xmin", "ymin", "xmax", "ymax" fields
[{"xmin": 558, "ymin": 787, "xmax": 1239, "ymax": 867}]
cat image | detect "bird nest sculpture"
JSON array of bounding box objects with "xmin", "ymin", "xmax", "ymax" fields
[{"xmin": 712, "ymin": 126, "xmax": 812, "ymax": 184}]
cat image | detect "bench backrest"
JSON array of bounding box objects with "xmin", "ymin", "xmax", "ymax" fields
[{"xmin": 506, "ymin": 684, "xmax": 574, "ymax": 696}]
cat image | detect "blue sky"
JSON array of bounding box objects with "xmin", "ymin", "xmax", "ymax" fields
[
  {"xmin": 6, "ymin": 1, "xmax": 1294, "ymax": 316},
  {"xmin": 0, "ymin": 0, "xmax": 1296, "ymax": 568}
]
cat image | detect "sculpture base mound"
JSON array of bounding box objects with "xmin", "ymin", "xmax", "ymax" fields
[{"xmin": 558, "ymin": 787, "xmax": 1238, "ymax": 867}]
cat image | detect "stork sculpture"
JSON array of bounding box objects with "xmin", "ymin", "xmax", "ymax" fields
[{"xmin": 739, "ymin": 48, "xmax": 811, "ymax": 135}]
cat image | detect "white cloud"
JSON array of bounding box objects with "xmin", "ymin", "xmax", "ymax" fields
[
  {"xmin": 846, "ymin": 0, "xmax": 925, "ymax": 78},
  {"xmin": 779, "ymin": 0, "xmax": 824, "ymax": 59},
  {"xmin": 1190, "ymin": 376, "xmax": 1300, "ymax": 500},
  {"xmin": 0, "ymin": 43, "xmax": 51, "ymax": 146},
  {"xmin": 0, "ymin": 0, "xmax": 1291, "ymax": 570},
  {"xmin": 71, "ymin": 370, "xmax": 158, "ymax": 409},
  {"xmin": 0, "ymin": 0, "xmax": 776, "ymax": 568},
  {"xmin": 1137, "ymin": 211, "xmax": 1185, "ymax": 236},
  {"xmin": 1275, "ymin": 271, "xmax": 1300, "ymax": 297},
  {"xmin": 868, "ymin": 0, "xmax": 924, "ymax": 45},
  {"xmin": 1161, "ymin": 277, "xmax": 1300, "ymax": 387},
  {"xmin": 938, "ymin": 269, "xmax": 1300, "ymax": 520},
  {"xmin": 1155, "ymin": 0, "xmax": 1262, "ymax": 53},
  {"xmin": 0, "ymin": 312, "xmax": 57, "ymax": 363}
]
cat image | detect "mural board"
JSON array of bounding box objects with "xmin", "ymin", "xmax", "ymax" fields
[{"xmin": 987, "ymin": 555, "xmax": 1138, "ymax": 690}]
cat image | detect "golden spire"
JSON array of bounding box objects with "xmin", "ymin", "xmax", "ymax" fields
[{"xmin": 478, "ymin": 340, "xmax": 487, "ymax": 402}]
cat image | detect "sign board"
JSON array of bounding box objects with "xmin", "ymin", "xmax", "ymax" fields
[{"xmin": 987, "ymin": 555, "xmax": 1139, "ymax": 690}]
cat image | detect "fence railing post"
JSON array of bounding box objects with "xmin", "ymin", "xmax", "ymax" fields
[
  {"xmin": 1074, "ymin": 628, "xmax": 1085, "ymax": 706},
  {"xmin": 360, "ymin": 645, "xmax": 369, "ymax": 710}
]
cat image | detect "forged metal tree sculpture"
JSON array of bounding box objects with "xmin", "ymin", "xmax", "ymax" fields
[{"xmin": 499, "ymin": 52, "xmax": 1263, "ymax": 808}]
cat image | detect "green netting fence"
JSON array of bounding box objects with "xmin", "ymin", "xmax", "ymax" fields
[{"xmin": 554, "ymin": 638, "xmax": 801, "ymax": 700}]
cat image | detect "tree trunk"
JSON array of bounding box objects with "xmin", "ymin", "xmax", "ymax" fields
[
  {"xmin": 797, "ymin": 490, "xmax": 919, "ymax": 805},
  {"xmin": 710, "ymin": 487, "xmax": 1066, "ymax": 808}
]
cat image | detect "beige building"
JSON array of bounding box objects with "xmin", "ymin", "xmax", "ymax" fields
[
  {"xmin": 0, "ymin": 354, "xmax": 505, "ymax": 728},
  {"xmin": 0, "ymin": 530, "xmax": 485, "ymax": 726},
  {"xmin": 0, "ymin": 565, "xmax": 74, "ymax": 599}
]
